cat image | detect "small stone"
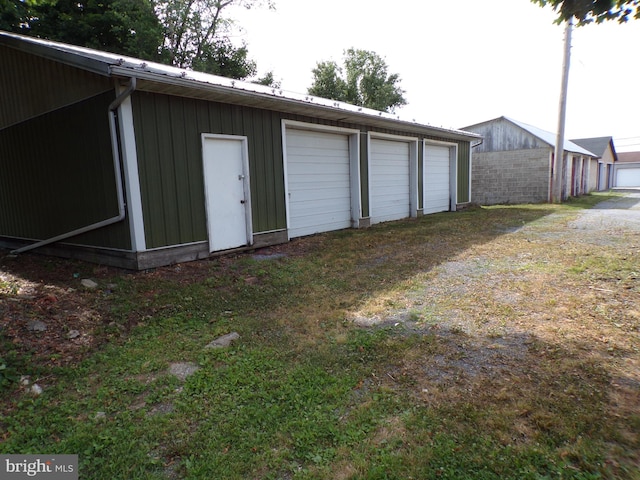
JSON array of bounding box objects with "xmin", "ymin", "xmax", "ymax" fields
[
  {"xmin": 352, "ymin": 316, "xmax": 382, "ymax": 327},
  {"xmin": 27, "ymin": 320, "xmax": 47, "ymax": 332},
  {"xmin": 67, "ymin": 330, "xmax": 81, "ymax": 339},
  {"xmin": 95, "ymin": 411, "xmax": 106, "ymax": 420},
  {"xmin": 30, "ymin": 384, "xmax": 43, "ymax": 395},
  {"xmin": 20, "ymin": 375, "xmax": 30, "ymax": 386},
  {"xmin": 168, "ymin": 362, "xmax": 200, "ymax": 381},
  {"xmin": 205, "ymin": 332, "xmax": 240, "ymax": 349},
  {"xmin": 81, "ymin": 279, "xmax": 98, "ymax": 289}
]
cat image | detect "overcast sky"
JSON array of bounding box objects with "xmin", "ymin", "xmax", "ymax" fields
[{"xmin": 229, "ymin": 0, "xmax": 640, "ymax": 152}]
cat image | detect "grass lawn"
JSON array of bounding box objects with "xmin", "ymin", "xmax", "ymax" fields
[{"xmin": 1, "ymin": 193, "xmax": 639, "ymax": 479}]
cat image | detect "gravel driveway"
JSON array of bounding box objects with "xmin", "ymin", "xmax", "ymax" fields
[
  {"xmin": 569, "ymin": 189, "xmax": 640, "ymax": 233},
  {"xmin": 357, "ymin": 191, "xmax": 640, "ymax": 414}
]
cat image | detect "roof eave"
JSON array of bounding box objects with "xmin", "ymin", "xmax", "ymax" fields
[
  {"xmin": 0, "ymin": 33, "xmax": 111, "ymax": 76},
  {"xmin": 110, "ymin": 66, "xmax": 480, "ymax": 142}
]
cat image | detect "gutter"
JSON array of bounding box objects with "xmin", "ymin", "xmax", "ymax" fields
[{"xmin": 11, "ymin": 77, "xmax": 136, "ymax": 254}]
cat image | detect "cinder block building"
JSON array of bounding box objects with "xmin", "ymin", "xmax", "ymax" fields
[{"xmin": 462, "ymin": 117, "xmax": 600, "ymax": 205}]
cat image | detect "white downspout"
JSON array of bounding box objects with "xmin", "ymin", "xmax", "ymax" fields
[{"xmin": 12, "ymin": 78, "xmax": 136, "ymax": 254}]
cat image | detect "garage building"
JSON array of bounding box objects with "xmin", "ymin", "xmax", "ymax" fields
[{"xmin": 0, "ymin": 31, "xmax": 480, "ymax": 269}]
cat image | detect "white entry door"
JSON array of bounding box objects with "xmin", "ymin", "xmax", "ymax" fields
[{"xmin": 202, "ymin": 135, "xmax": 252, "ymax": 251}]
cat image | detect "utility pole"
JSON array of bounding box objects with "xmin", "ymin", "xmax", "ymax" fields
[{"xmin": 552, "ymin": 17, "xmax": 573, "ymax": 203}]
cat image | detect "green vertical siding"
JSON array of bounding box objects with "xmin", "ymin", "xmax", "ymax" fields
[
  {"xmin": 0, "ymin": 91, "xmax": 131, "ymax": 249},
  {"xmin": 359, "ymin": 133, "xmax": 370, "ymax": 217},
  {"xmin": 132, "ymin": 92, "xmax": 286, "ymax": 249},
  {"xmin": 0, "ymin": 45, "xmax": 112, "ymax": 130},
  {"xmin": 417, "ymin": 142, "xmax": 424, "ymax": 210},
  {"xmin": 133, "ymin": 94, "xmax": 204, "ymax": 248},
  {"xmin": 457, "ymin": 141, "xmax": 471, "ymax": 203},
  {"xmin": 131, "ymin": 91, "xmax": 475, "ymax": 250}
]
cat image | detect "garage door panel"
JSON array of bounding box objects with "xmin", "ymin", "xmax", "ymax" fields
[
  {"xmin": 286, "ymin": 150, "xmax": 348, "ymax": 163},
  {"xmin": 288, "ymin": 175, "xmax": 350, "ymax": 188},
  {"xmin": 370, "ymin": 138, "xmax": 411, "ymax": 224},
  {"xmin": 288, "ymin": 163, "xmax": 349, "ymax": 175},
  {"xmin": 286, "ymin": 128, "xmax": 352, "ymax": 238},
  {"xmin": 373, "ymin": 184, "xmax": 407, "ymax": 196},
  {"xmin": 291, "ymin": 215, "xmax": 351, "ymax": 231},
  {"xmin": 288, "ymin": 172, "xmax": 350, "ymax": 184},
  {"xmin": 616, "ymin": 168, "xmax": 640, "ymax": 187},
  {"xmin": 372, "ymin": 166, "xmax": 407, "ymax": 178},
  {"xmin": 289, "ymin": 188, "xmax": 350, "ymax": 203},
  {"xmin": 424, "ymin": 145, "xmax": 451, "ymax": 215},
  {"xmin": 287, "ymin": 132, "xmax": 346, "ymax": 149}
]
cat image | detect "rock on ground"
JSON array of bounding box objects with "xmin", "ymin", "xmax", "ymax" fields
[
  {"xmin": 205, "ymin": 332, "xmax": 240, "ymax": 349},
  {"xmin": 168, "ymin": 362, "xmax": 200, "ymax": 381}
]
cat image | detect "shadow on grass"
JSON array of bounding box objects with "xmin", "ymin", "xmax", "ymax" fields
[
  {"xmin": 0, "ymin": 204, "xmax": 559, "ymax": 397},
  {"xmin": 1, "ymin": 193, "xmax": 639, "ymax": 478}
]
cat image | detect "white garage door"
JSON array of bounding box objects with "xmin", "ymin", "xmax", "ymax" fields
[
  {"xmin": 616, "ymin": 167, "xmax": 640, "ymax": 188},
  {"xmin": 370, "ymin": 138, "xmax": 410, "ymax": 224},
  {"xmin": 286, "ymin": 128, "xmax": 352, "ymax": 238},
  {"xmin": 424, "ymin": 144, "xmax": 451, "ymax": 214}
]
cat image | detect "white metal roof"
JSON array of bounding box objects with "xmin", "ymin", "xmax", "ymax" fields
[
  {"xmin": 504, "ymin": 117, "xmax": 597, "ymax": 157},
  {"xmin": 0, "ymin": 30, "xmax": 481, "ymax": 142}
]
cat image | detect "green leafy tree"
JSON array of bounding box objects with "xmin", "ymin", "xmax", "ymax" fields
[
  {"xmin": 308, "ymin": 60, "xmax": 348, "ymax": 102},
  {"xmin": 191, "ymin": 37, "xmax": 256, "ymax": 78},
  {"xmin": 3, "ymin": 0, "xmax": 164, "ymax": 60},
  {"xmin": 0, "ymin": 0, "xmax": 31, "ymax": 32},
  {"xmin": 252, "ymin": 71, "xmax": 281, "ymax": 88},
  {"xmin": 532, "ymin": 0, "xmax": 640, "ymax": 25},
  {"xmin": 2, "ymin": 0, "xmax": 276, "ymax": 81},
  {"xmin": 153, "ymin": 0, "xmax": 273, "ymax": 77},
  {"xmin": 308, "ymin": 48, "xmax": 407, "ymax": 113}
]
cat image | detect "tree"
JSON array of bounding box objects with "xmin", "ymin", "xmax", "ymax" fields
[
  {"xmin": 153, "ymin": 0, "xmax": 273, "ymax": 76},
  {"xmin": 0, "ymin": 0, "xmax": 30, "ymax": 32},
  {"xmin": 2, "ymin": 0, "xmax": 164, "ymax": 61},
  {"xmin": 308, "ymin": 48, "xmax": 407, "ymax": 113},
  {"xmin": 191, "ymin": 37, "xmax": 256, "ymax": 79},
  {"xmin": 308, "ymin": 61, "xmax": 348, "ymax": 103},
  {"xmin": 531, "ymin": 0, "xmax": 640, "ymax": 25},
  {"xmin": 252, "ymin": 71, "xmax": 281, "ymax": 88},
  {"xmin": 2, "ymin": 0, "xmax": 275, "ymax": 80}
]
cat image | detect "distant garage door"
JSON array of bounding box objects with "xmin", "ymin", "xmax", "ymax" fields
[
  {"xmin": 424, "ymin": 144, "xmax": 451, "ymax": 214},
  {"xmin": 285, "ymin": 128, "xmax": 353, "ymax": 238},
  {"xmin": 370, "ymin": 138, "xmax": 411, "ymax": 224},
  {"xmin": 616, "ymin": 167, "xmax": 640, "ymax": 188}
]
